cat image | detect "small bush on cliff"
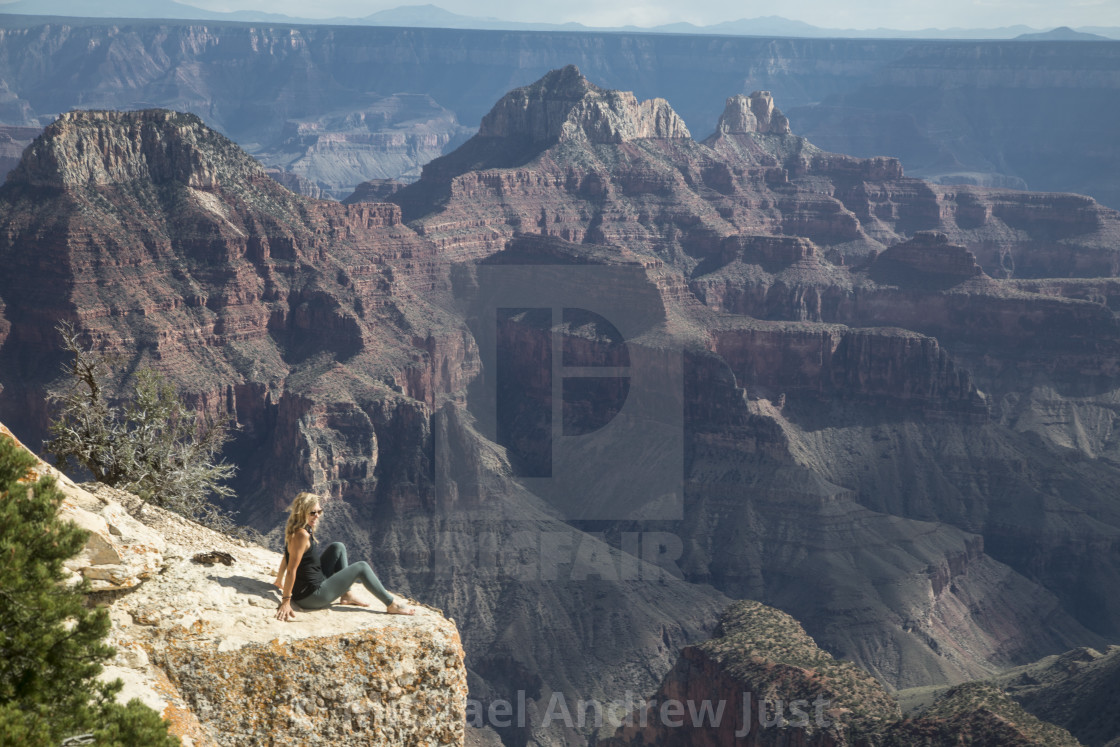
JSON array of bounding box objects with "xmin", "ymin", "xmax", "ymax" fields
[
  {"xmin": 0, "ymin": 435, "xmax": 178, "ymax": 746},
  {"xmin": 44, "ymin": 322, "xmax": 239, "ymax": 533}
]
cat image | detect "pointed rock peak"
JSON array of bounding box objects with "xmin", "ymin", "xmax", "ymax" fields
[
  {"xmin": 521, "ymin": 64, "xmax": 599, "ymax": 100},
  {"xmin": 477, "ymin": 65, "xmax": 690, "ymax": 144},
  {"xmin": 716, "ymin": 91, "xmax": 791, "ymax": 135},
  {"xmin": 6, "ymin": 109, "xmax": 265, "ymax": 191}
]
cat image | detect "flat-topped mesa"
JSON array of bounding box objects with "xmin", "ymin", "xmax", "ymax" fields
[
  {"xmin": 871, "ymin": 230, "xmax": 986, "ymax": 287},
  {"xmin": 6, "ymin": 109, "xmax": 265, "ymax": 190},
  {"xmin": 715, "ymin": 91, "xmax": 792, "ymax": 135},
  {"xmin": 477, "ymin": 64, "xmax": 690, "ymax": 144}
]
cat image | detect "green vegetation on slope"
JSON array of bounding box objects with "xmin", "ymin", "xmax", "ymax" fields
[
  {"xmin": 881, "ymin": 681, "xmax": 1081, "ymax": 747},
  {"xmin": 699, "ymin": 599, "xmax": 901, "ymax": 732},
  {"xmin": 0, "ymin": 433, "xmax": 178, "ymax": 746}
]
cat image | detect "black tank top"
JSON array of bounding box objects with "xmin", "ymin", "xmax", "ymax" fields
[{"xmin": 285, "ymin": 528, "xmax": 325, "ymax": 601}]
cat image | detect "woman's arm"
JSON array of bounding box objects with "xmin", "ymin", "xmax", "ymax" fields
[
  {"xmin": 273, "ymin": 554, "xmax": 288, "ymax": 589},
  {"xmin": 276, "ymin": 530, "xmax": 309, "ymax": 622}
]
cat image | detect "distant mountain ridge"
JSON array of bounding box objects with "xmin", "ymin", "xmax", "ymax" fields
[
  {"xmin": 1014, "ymin": 26, "xmax": 1112, "ymax": 41},
  {"xmin": 1, "ymin": 0, "xmax": 1117, "ymax": 40}
]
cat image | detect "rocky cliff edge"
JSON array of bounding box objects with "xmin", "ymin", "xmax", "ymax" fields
[{"xmin": 1, "ymin": 421, "xmax": 467, "ymax": 747}]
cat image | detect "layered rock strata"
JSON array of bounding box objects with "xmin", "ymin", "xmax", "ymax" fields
[
  {"xmin": 7, "ymin": 21, "xmax": 1120, "ymax": 208},
  {"xmin": 477, "ymin": 65, "xmax": 689, "ymax": 145},
  {"xmin": 254, "ymin": 94, "xmax": 472, "ymax": 198},
  {"xmin": 714, "ymin": 92, "xmax": 791, "ymax": 136},
  {"xmin": 0, "ymin": 105, "xmax": 731, "ymax": 746},
  {"xmin": 4, "ymin": 68, "xmax": 1120, "ymax": 746},
  {"xmin": 392, "ymin": 68, "xmax": 1120, "ymax": 692}
]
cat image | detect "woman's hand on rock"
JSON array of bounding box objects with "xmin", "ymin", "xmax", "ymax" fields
[{"xmin": 276, "ymin": 599, "xmax": 296, "ymax": 621}]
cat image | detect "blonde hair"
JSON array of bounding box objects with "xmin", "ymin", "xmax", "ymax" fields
[{"xmin": 284, "ymin": 491, "xmax": 321, "ymax": 546}]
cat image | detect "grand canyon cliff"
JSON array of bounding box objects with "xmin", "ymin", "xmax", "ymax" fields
[{"xmin": 2, "ymin": 67, "xmax": 1120, "ymax": 744}]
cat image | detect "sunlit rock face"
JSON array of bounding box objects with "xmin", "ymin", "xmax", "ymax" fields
[
  {"xmin": 714, "ymin": 92, "xmax": 792, "ymax": 136},
  {"xmin": 478, "ymin": 65, "xmax": 690, "ymax": 144},
  {"xmin": 0, "ymin": 101, "xmax": 730, "ymax": 746},
  {"xmin": 2, "ymin": 421, "xmax": 468, "ymax": 746}
]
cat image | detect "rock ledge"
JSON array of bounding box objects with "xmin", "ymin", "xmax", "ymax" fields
[{"xmin": 1, "ymin": 422, "xmax": 467, "ymax": 747}]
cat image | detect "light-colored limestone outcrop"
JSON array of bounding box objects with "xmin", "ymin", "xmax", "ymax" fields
[
  {"xmin": 1, "ymin": 423, "xmax": 467, "ymax": 746},
  {"xmin": 10, "ymin": 109, "xmax": 264, "ymax": 190},
  {"xmin": 478, "ymin": 64, "xmax": 690, "ymax": 144},
  {"xmin": 716, "ymin": 92, "xmax": 792, "ymax": 135},
  {"xmin": 2, "ymin": 422, "xmax": 165, "ymax": 592}
]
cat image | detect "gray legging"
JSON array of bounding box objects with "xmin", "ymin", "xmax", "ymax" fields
[{"xmin": 296, "ymin": 542, "xmax": 395, "ymax": 610}]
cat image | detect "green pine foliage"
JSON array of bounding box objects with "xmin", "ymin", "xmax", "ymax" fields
[
  {"xmin": 0, "ymin": 435, "xmax": 178, "ymax": 746},
  {"xmin": 45, "ymin": 321, "xmax": 239, "ymax": 533}
]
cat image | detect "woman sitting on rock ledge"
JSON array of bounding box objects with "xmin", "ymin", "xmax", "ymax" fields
[{"xmin": 274, "ymin": 492, "xmax": 414, "ymax": 621}]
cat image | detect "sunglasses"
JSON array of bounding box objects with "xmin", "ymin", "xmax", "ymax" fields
[{"xmin": 309, "ymin": 509, "xmax": 323, "ymax": 516}]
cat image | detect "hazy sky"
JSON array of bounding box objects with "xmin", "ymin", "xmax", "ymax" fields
[{"xmin": 182, "ymin": 0, "xmax": 1120, "ymax": 30}]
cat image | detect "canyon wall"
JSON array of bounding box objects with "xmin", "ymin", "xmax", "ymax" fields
[{"xmin": 3, "ymin": 67, "xmax": 1120, "ymax": 745}]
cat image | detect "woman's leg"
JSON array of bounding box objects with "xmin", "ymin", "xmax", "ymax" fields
[
  {"xmin": 319, "ymin": 542, "xmax": 348, "ymax": 579},
  {"xmin": 296, "ymin": 561, "xmax": 394, "ymax": 609},
  {"xmin": 320, "ymin": 543, "xmax": 366, "ymax": 606}
]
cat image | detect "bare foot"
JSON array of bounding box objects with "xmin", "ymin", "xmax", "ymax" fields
[
  {"xmin": 338, "ymin": 592, "xmax": 370, "ymax": 607},
  {"xmin": 387, "ymin": 599, "xmax": 415, "ymax": 616}
]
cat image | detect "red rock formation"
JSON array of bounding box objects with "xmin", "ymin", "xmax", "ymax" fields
[
  {"xmin": 389, "ymin": 68, "xmax": 1120, "ymax": 694},
  {"xmin": 0, "ymin": 108, "xmax": 467, "ymax": 503},
  {"xmin": 869, "ymin": 231, "xmax": 984, "ymax": 286},
  {"xmin": 0, "ymin": 105, "xmax": 733, "ymax": 747},
  {"xmin": 709, "ymin": 322, "xmax": 987, "ymax": 416}
]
